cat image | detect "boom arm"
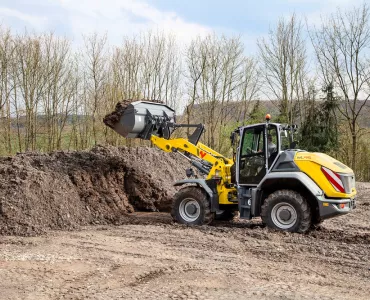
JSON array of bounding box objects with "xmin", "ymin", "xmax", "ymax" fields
[{"xmin": 150, "ymin": 135, "xmax": 233, "ymax": 181}]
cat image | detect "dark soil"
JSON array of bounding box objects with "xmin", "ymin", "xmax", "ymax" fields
[
  {"xmin": 103, "ymin": 99, "xmax": 164, "ymax": 129},
  {"xmin": 103, "ymin": 100, "xmax": 133, "ymax": 129},
  {"xmin": 0, "ymin": 145, "xmax": 187, "ymax": 236}
]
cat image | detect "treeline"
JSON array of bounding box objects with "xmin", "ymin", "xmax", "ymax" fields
[
  {"xmin": 0, "ymin": 4, "xmax": 370, "ymax": 181},
  {"xmin": 0, "ymin": 30, "xmax": 182, "ymax": 152}
]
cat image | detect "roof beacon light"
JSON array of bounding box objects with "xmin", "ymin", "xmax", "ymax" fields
[{"xmin": 265, "ymin": 114, "xmax": 271, "ymax": 121}]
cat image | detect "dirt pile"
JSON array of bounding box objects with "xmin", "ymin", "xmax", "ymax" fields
[{"xmin": 0, "ymin": 145, "xmax": 187, "ymax": 236}]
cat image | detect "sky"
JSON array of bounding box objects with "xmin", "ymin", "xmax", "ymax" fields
[{"xmin": 0, "ymin": 0, "xmax": 365, "ymax": 54}]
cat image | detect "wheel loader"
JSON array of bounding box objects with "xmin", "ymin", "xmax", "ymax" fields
[{"xmin": 104, "ymin": 101, "xmax": 357, "ymax": 233}]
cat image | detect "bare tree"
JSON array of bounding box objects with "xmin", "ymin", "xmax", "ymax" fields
[
  {"xmin": 258, "ymin": 13, "xmax": 307, "ymax": 124},
  {"xmin": 0, "ymin": 26, "xmax": 16, "ymax": 154},
  {"xmin": 310, "ymin": 3, "xmax": 370, "ymax": 170},
  {"xmin": 184, "ymin": 34, "xmax": 261, "ymax": 151},
  {"xmin": 83, "ymin": 33, "xmax": 108, "ymax": 145},
  {"xmin": 14, "ymin": 33, "xmax": 49, "ymax": 151},
  {"xmin": 185, "ymin": 37, "xmax": 207, "ymax": 136},
  {"xmin": 40, "ymin": 33, "xmax": 75, "ymax": 151},
  {"xmin": 236, "ymin": 57, "xmax": 261, "ymax": 122},
  {"xmin": 216, "ymin": 36, "xmax": 244, "ymax": 150}
]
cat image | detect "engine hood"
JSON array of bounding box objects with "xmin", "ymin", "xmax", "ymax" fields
[
  {"xmin": 294, "ymin": 151, "xmax": 356, "ymax": 198},
  {"xmin": 294, "ymin": 151, "xmax": 354, "ymax": 174}
]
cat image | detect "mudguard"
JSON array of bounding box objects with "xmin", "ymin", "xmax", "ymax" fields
[{"xmin": 258, "ymin": 172, "xmax": 324, "ymax": 197}]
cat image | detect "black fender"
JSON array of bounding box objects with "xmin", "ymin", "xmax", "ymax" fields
[
  {"xmin": 256, "ymin": 172, "xmax": 323, "ymax": 218},
  {"xmin": 174, "ymin": 179, "xmax": 219, "ymax": 212}
]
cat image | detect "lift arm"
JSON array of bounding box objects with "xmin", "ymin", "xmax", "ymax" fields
[{"xmin": 150, "ymin": 135, "xmax": 233, "ymax": 180}]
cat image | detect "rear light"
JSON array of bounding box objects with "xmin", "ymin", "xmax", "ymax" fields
[{"xmin": 321, "ymin": 167, "xmax": 345, "ymax": 193}]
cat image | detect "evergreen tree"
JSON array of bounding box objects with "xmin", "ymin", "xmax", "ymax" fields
[
  {"xmin": 248, "ymin": 100, "xmax": 266, "ymax": 123},
  {"xmin": 300, "ymin": 83, "xmax": 339, "ymax": 152}
]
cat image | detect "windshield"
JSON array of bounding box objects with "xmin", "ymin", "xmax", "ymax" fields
[
  {"xmin": 280, "ymin": 126, "xmax": 297, "ymax": 150},
  {"xmin": 281, "ymin": 133, "xmax": 291, "ymax": 150}
]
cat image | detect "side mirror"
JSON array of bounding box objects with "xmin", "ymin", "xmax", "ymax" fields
[
  {"xmin": 230, "ymin": 132, "xmax": 236, "ymax": 145},
  {"xmin": 290, "ymin": 141, "xmax": 297, "ymax": 149}
]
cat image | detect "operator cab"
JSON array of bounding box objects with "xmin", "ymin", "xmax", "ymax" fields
[{"xmin": 234, "ymin": 118, "xmax": 297, "ymax": 186}]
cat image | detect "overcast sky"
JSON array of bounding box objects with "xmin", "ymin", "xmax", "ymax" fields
[{"xmin": 0, "ymin": 0, "xmax": 365, "ymax": 54}]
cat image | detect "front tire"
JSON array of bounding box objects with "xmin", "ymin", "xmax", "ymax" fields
[
  {"xmin": 171, "ymin": 186, "xmax": 214, "ymax": 225},
  {"xmin": 261, "ymin": 190, "xmax": 311, "ymax": 233}
]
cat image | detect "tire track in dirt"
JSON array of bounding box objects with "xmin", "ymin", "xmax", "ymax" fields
[{"xmin": 1, "ymin": 222, "xmax": 369, "ymax": 300}]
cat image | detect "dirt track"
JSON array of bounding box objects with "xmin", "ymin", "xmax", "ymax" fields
[
  {"xmin": 0, "ymin": 145, "xmax": 369, "ymax": 299},
  {"xmin": 1, "ymin": 184, "xmax": 369, "ymax": 300}
]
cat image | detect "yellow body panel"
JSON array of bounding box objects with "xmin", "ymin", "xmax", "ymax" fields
[
  {"xmin": 294, "ymin": 152, "xmax": 356, "ymax": 198},
  {"xmin": 150, "ymin": 135, "xmax": 237, "ymax": 204}
]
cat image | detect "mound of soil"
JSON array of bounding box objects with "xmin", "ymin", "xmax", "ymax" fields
[{"xmin": 0, "ymin": 145, "xmax": 187, "ymax": 236}]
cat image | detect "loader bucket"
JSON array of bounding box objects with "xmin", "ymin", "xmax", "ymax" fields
[{"xmin": 104, "ymin": 101, "xmax": 176, "ymax": 139}]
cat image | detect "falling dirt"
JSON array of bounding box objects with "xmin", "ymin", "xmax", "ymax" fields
[
  {"xmin": 0, "ymin": 146, "xmax": 369, "ymax": 299},
  {"xmin": 0, "ymin": 145, "xmax": 187, "ymax": 236}
]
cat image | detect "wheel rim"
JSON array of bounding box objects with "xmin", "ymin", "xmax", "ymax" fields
[
  {"xmin": 271, "ymin": 202, "xmax": 297, "ymax": 229},
  {"xmin": 179, "ymin": 198, "xmax": 201, "ymax": 222}
]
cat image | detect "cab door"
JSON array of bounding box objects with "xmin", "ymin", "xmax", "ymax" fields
[{"xmin": 237, "ymin": 126, "xmax": 267, "ymax": 185}]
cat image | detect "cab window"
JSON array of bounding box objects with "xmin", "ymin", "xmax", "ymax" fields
[
  {"xmin": 241, "ymin": 128, "xmax": 264, "ymax": 156},
  {"xmin": 239, "ymin": 126, "xmax": 265, "ymax": 185}
]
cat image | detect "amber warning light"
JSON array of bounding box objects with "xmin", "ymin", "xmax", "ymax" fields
[{"xmin": 265, "ymin": 114, "xmax": 271, "ymax": 121}]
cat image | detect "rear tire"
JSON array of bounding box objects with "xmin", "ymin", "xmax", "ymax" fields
[
  {"xmin": 171, "ymin": 186, "xmax": 214, "ymax": 225},
  {"xmin": 261, "ymin": 189, "xmax": 311, "ymax": 233}
]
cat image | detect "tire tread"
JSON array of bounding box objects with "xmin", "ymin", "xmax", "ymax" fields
[
  {"xmin": 261, "ymin": 189, "xmax": 311, "ymax": 233},
  {"xmin": 171, "ymin": 186, "xmax": 214, "ymax": 225}
]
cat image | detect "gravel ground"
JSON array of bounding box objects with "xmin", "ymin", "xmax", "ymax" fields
[{"xmin": 0, "ymin": 182, "xmax": 369, "ymax": 300}]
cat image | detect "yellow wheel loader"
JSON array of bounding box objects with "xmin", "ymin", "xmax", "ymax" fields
[{"xmin": 105, "ymin": 101, "xmax": 357, "ymax": 233}]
